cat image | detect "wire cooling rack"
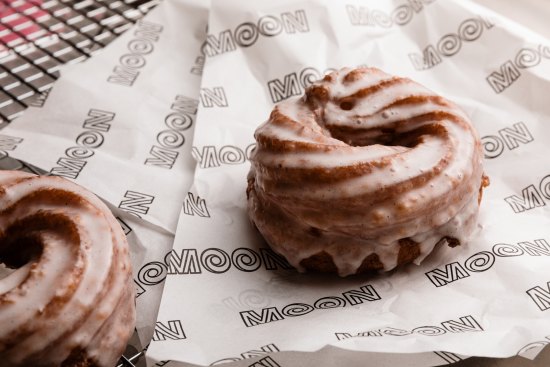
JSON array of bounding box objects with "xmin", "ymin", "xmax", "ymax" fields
[{"xmin": 0, "ymin": 0, "xmax": 160, "ymax": 125}]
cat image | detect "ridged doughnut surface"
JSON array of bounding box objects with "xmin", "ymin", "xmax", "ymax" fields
[
  {"xmin": 0, "ymin": 171, "xmax": 135, "ymax": 366},
  {"xmin": 247, "ymin": 67, "xmax": 488, "ymax": 276}
]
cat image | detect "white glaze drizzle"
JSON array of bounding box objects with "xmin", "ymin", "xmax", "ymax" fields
[{"xmin": 248, "ymin": 67, "xmax": 485, "ymax": 276}]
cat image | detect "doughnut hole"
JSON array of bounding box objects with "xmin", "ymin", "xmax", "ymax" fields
[
  {"xmin": 0, "ymin": 233, "xmax": 43, "ymax": 270},
  {"xmin": 0, "ymin": 212, "xmax": 78, "ymax": 279},
  {"xmin": 327, "ymin": 122, "xmax": 444, "ymax": 149}
]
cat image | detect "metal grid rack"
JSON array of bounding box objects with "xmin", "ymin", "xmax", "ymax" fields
[{"xmin": 0, "ymin": 0, "xmax": 160, "ymax": 125}]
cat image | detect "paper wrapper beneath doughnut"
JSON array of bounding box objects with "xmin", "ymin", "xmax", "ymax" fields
[
  {"xmin": 145, "ymin": 0, "xmax": 550, "ymax": 366},
  {"xmin": 1, "ymin": 0, "xmax": 549, "ymax": 366}
]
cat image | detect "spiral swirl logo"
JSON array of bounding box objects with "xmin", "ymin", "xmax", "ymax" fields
[
  {"xmin": 409, "ymin": 16, "xmax": 494, "ymax": 70},
  {"xmin": 487, "ymin": 44, "xmax": 550, "ymax": 93},
  {"xmin": 202, "ymin": 10, "xmax": 309, "ymax": 57},
  {"xmin": 51, "ymin": 109, "xmax": 115, "ymax": 179}
]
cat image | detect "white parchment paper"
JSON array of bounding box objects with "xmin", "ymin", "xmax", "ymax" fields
[
  {"xmin": 146, "ymin": 0, "xmax": 550, "ymax": 366},
  {"xmin": 2, "ymin": 0, "xmax": 549, "ymax": 365},
  {"xmin": 0, "ymin": 0, "xmax": 209, "ymax": 348},
  {"xmin": 2, "ymin": 0, "xmax": 207, "ymax": 233}
]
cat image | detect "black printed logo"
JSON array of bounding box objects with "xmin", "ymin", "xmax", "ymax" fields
[
  {"xmin": 210, "ymin": 344, "xmax": 279, "ymax": 365},
  {"xmin": 116, "ymin": 216, "xmax": 132, "ymax": 235},
  {"xmin": 118, "ymin": 190, "xmax": 154, "ymax": 218},
  {"xmin": 192, "ymin": 144, "xmax": 256, "ymax": 168},
  {"xmin": 138, "ymin": 260, "xmax": 167, "ymax": 287},
  {"xmin": 152, "ymin": 320, "xmax": 186, "ymax": 341},
  {"xmin": 426, "ymin": 239, "xmax": 550, "ymax": 287},
  {"xmin": 346, "ymin": 0, "xmax": 435, "ymax": 28},
  {"xmin": 167, "ymin": 247, "xmax": 292, "ymax": 275},
  {"xmin": 267, "ymin": 67, "xmax": 335, "ymax": 103},
  {"xmin": 135, "ymin": 247, "xmax": 292, "ymax": 290},
  {"xmin": 336, "ymin": 315, "xmax": 483, "ymax": 340},
  {"xmin": 202, "ymin": 10, "xmax": 309, "ymax": 57},
  {"xmin": 108, "ymin": 21, "xmax": 163, "ymax": 87},
  {"xmin": 409, "ymin": 16, "xmax": 494, "ymax": 70},
  {"xmin": 481, "ymin": 122, "xmax": 533, "ymax": 159},
  {"xmin": 426, "ymin": 262, "xmax": 471, "ymax": 287},
  {"xmin": 526, "ymin": 281, "xmax": 550, "ymax": 311},
  {"xmin": 487, "ymin": 44, "xmax": 550, "ymax": 93},
  {"xmin": 50, "ymin": 109, "xmax": 115, "ymax": 179},
  {"xmin": 200, "ymin": 87, "xmax": 228, "ymax": 108},
  {"xmin": 240, "ymin": 285, "xmax": 380, "ymax": 327},
  {"xmin": 145, "ymin": 95, "xmax": 197, "ymax": 169},
  {"xmin": 504, "ymin": 176, "xmax": 550, "ymax": 213},
  {"xmin": 183, "ymin": 192, "xmax": 210, "ymax": 217}
]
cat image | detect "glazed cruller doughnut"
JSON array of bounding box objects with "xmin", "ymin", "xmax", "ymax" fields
[
  {"xmin": 0, "ymin": 171, "xmax": 135, "ymax": 366},
  {"xmin": 247, "ymin": 67, "xmax": 489, "ymax": 276}
]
